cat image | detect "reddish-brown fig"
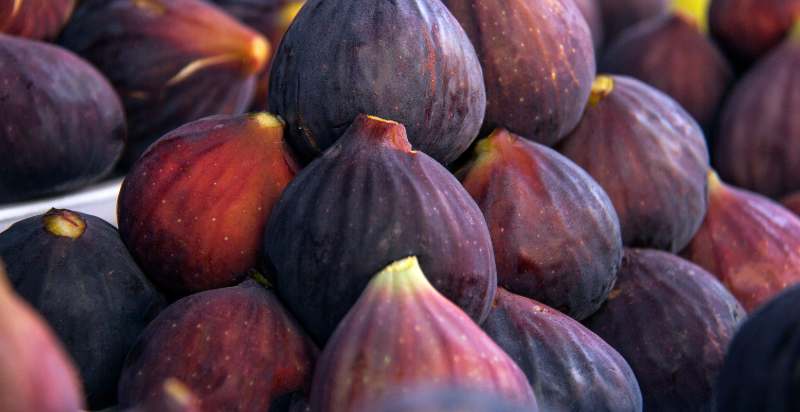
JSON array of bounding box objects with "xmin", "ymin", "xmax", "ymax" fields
[
  {"xmin": 118, "ymin": 113, "xmax": 297, "ymax": 296},
  {"xmin": 681, "ymin": 172, "xmax": 800, "ymax": 312},
  {"xmin": 575, "ymin": 0, "xmax": 606, "ymax": 50},
  {"xmin": 598, "ymin": 0, "xmax": 670, "ymax": 43},
  {"xmin": 457, "ymin": 129, "xmax": 622, "ymax": 320},
  {"xmin": 441, "ymin": 0, "xmax": 596, "ymax": 146},
  {"xmin": 585, "ymin": 249, "xmax": 744, "ymax": 411},
  {"xmin": 558, "ymin": 75, "xmax": 710, "ymax": 252},
  {"xmin": 310, "ymin": 257, "xmax": 538, "ymax": 412},
  {"xmin": 118, "ymin": 278, "xmax": 317, "ymax": 411},
  {"xmin": 0, "ymin": 0, "xmax": 74, "ymax": 40},
  {"xmin": 782, "ymin": 191, "xmax": 800, "ymax": 216}
]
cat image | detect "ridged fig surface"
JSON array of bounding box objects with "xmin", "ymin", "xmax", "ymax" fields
[
  {"xmin": 0, "ymin": 34, "xmax": 125, "ymax": 204},
  {"xmin": 575, "ymin": 0, "xmax": 605, "ymax": 50},
  {"xmin": 598, "ymin": 0, "xmax": 669, "ymax": 43},
  {"xmin": 310, "ymin": 257, "xmax": 537, "ymax": 412},
  {"xmin": 360, "ymin": 386, "xmax": 530, "ymax": 412},
  {"xmin": 458, "ymin": 128, "xmax": 622, "ymax": 320},
  {"xmin": 265, "ymin": 114, "xmax": 497, "ymax": 343},
  {"xmin": 483, "ymin": 289, "xmax": 642, "ymax": 412},
  {"xmin": 0, "ymin": 0, "xmax": 74, "ymax": 40},
  {"xmin": 585, "ymin": 249, "xmax": 745, "ymax": 411},
  {"xmin": 558, "ymin": 75, "xmax": 710, "ymax": 252},
  {"xmin": 118, "ymin": 113, "xmax": 297, "ymax": 296},
  {"xmin": 441, "ymin": 0, "xmax": 595, "ymax": 146},
  {"xmin": 268, "ymin": 0, "xmax": 486, "ymax": 165},
  {"xmin": 118, "ymin": 280, "xmax": 317, "ymax": 411}
]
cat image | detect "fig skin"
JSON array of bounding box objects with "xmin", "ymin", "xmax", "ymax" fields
[
  {"xmin": 598, "ymin": 0, "xmax": 669, "ymax": 44},
  {"xmin": 0, "ymin": 261, "xmax": 85, "ymax": 412},
  {"xmin": 359, "ymin": 386, "xmax": 530, "ymax": 412},
  {"xmin": 483, "ymin": 288, "xmax": 643, "ymax": 412},
  {"xmin": 585, "ymin": 249, "xmax": 745, "ymax": 412},
  {"xmin": 575, "ymin": 0, "xmax": 606, "ymax": 51},
  {"xmin": 0, "ymin": 0, "xmax": 74, "ymax": 40},
  {"xmin": 118, "ymin": 113, "xmax": 297, "ymax": 296},
  {"xmin": 125, "ymin": 379, "xmax": 201, "ymax": 412},
  {"xmin": 0, "ymin": 34, "xmax": 125, "ymax": 204},
  {"xmin": 59, "ymin": 0, "xmax": 270, "ymax": 166},
  {"xmin": 441, "ymin": 0, "xmax": 596, "ymax": 147},
  {"xmin": 458, "ymin": 128, "xmax": 622, "ymax": 320},
  {"xmin": 681, "ymin": 172, "xmax": 800, "ymax": 312},
  {"xmin": 713, "ymin": 30, "xmax": 800, "ymax": 198},
  {"xmin": 310, "ymin": 257, "xmax": 537, "ymax": 412},
  {"xmin": 268, "ymin": 0, "xmax": 486, "ymax": 165},
  {"xmin": 265, "ymin": 114, "xmax": 497, "ymax": 343},
  {"xmin": 557, "ymin": 75, "xmax": 710, "ymax": 252},
  {"xmin": 118, "ymin": 279, "xmax": 317, "ymax": 411}
]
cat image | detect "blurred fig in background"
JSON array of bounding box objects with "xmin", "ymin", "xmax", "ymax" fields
[
  {"xmin": 360, "ymin": 386, "xmax": 531, "ymax": 412},
  {"xmin": 598, "ymin": 0, "xmax": 669, "ymax": 44},
  {"xmin": 574, "ymin": 0, "xmax": 605, "ymax": 51},
  {"xmin": 0, "ymin": 0, "xmax": 74, "ymax": 40},
  {"xmin": 782, "ymin": 191, "xmax": 800, "ymax": 216},
  {"xmin": 59, "ymin": 0, "xmax": 270, "ymax": 167},
  {"xmin": 442, "ymin": 0, "xmax": 595, "ymax": 146}
]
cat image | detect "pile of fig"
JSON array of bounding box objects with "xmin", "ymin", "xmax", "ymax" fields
[{"xmin": 2, "ymin": 0, "xmax": 800, "ymax": 411}]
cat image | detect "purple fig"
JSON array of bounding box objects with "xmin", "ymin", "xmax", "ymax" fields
[
  {"xmin": 575, "ymin": 0, "xmax": 606, "ymax": 50},
  {"xmin": 598, "ymin": 0, "xmax": 670, "ymax": 43},
  {"xmin": 0, "ymin": 0, "xmax": 74, "ymax": 40}
]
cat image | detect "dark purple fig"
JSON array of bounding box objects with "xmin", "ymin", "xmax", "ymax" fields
[
  {"xmin": 268, "ymin": 0, "xmax": 486, "ymax": 165},
  {"xmin": 264, "ymin": 114, "xmax": 497, "ymax": 343},
  {"xmin": 585, "ymin": 249, "xmax": 745, "ymax": 411},
  {"xmin": 457, "ymin": 128, "xmax": 622, "ymax": 320},
  {"xmin": 0, "ymin": 209, "xmax": 165, "ymax": 409},
  {"xmin": 713, "ymin": 28, "xmax": 800, "ymax": 198},
  {"xmin": 598, "ymin": 0, "xmax": 670, "ymax": 43},
  {"xmin": 0, "ymin": 0, "xmax": 74, "ymax": 40},
  {"xmin": 557, "ymin": 75, "xmax": 710, "ymax": 252},
  {"xmin": 359, "ymin": 386, "xmax": 530, "ymax": 412},
  {"xmin": 0, "ymin": 34, "xmax": 125, "ymax": 204},
  {"xmin": 782, "ymin": 191, "xmax": 800, "ymax": 216},
  {"xmin": 441, "ymin": 0, "xmax": 595, "ymax": 147},
  {"xmin": 118, "ymin": 113, "xmax": 297, "ymax": 296},
  {"xmin": 483, "ymin": 288, "xmax": 643, "ymax": 412},
  {"xmin": 0, "ymin": 261, "xmax": 84, "ymax": 411},
  {"xmin": 310, "ymin": 257, "xmax": 537, "ymax": 412},
  {"xmin": 118, "ymin": 279, "xmax": 317, "ymax": 411},
  {"xmin": 575, "ymin": 0, "xmax": 606, "ymax": 50},
  {"xmin": 126, "ymin": 379, "xmax": 201, "ymax": 412},
  {"xmin": 681, "ymin": 172, "xmax": 800, "ymax": 312},
  {"xmin": 59, "ymin": 0, "xmax": 270, "ymax": 166}
]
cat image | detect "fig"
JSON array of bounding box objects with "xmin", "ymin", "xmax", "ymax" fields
[
  {"xmin": 680, "ymin": 172, "xmax": 800, "ymax": 312},
  {"xmin": 598, "ymin": 0, "xmax": 669, "ymax": 43},
  {"xmin": 360, "ymin": 386, "xmax": 530, "ymax": 412},
  {"xmin": 781, "ymin": 191, "xmax": 800, "ymax": 216},
  {"xmin": 585, "ymin": 249, "xmax": 745, "ymax": 411},
  {"xmin": 557, "ymin": 75, "xmax": 710, "ymax": 252},
  {"xmin": 0, "ymin": 0, "xmax": 74, "ymax": 40},
  {"xmin": 441, "ymin": 0, "xmax": 595, "ymax": 146},
  {"xmin": 59, "ymin": 0, "xmax": 270, "ymax": 166},
  {"xmin": 264, "ymin": 114, "xmax": 497, "ymax": 343},
  {"xmin": 575, "ymin": 0, "xmax": 606, "ymax": 50},
  {"xmin": 601, "ymin": 1, "xmax": 734, "ymax": 130},
  {"xmin": 457, "ymin": 128, "xmax": 622, "ymax": 320},
  {"xmin": 713, "ymin": 27, "xmax": 800, "ymax": 198},
  {"xmin": 713, "ymin": 283, "xmax": 800, "ymax": 412},
  {"xmin": 310, "ymin": 257, "xmax": 537, "ymax": 412},
  {"xmin": 118, "ymin": 113, "xmax": 297, "ymax": 296},
  {"xmin": 118, "ymin": 278, "xmax": 317, "ymax": 411},
  {"xmin": 0, "ymin": 34, "xmax": 125, "ymax": 204},
  {"xmin": 483, "ymin": 288, "xmax": 642, "ymax": 412},
  {"xmin": 126, "ymin": 379, "xmax": 201, "ymax": 412},
  {"xmin": 268, "ymin": 0, "xmax": 486, "ymax": 165},
  {"xmin": 0, "ymin": 209, "xmax": 165, "ymax": 408},
  {"xmin": 0, "ymin": 261, "xmax": 84, "ymax": 411}
]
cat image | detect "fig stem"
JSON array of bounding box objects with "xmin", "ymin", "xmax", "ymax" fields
[
  {"xmin": 42, "ymin": 209, "xmax": 86, "ymax": 239},
  {"xmin": 280, "ymin": 2, "xmax": 305, "ymax": 28},
  {"xmin": 249, "ymin": 270, "xmax": 273, "ymax": 289},
  {"xmin": 589, "ymin": 75, "xmax": 615, "ymax": 107},
  {"xmin": 371, "ymin": 256, "xmax": 431, "ymax": 294},
  {"xmin": 670, "ymin": 0, "xmax": 710, "ymax": 33}
]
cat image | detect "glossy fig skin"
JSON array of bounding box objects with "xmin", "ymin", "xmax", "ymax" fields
[
  {"xmin": 118, "ymin": 113, "xmax": 297, "ymax": 296},
  {"xmin": 575, "ymin": 0, "xmax": 605, "ymax": 50},
  {"xmin": 483, "ymin": 289, "xmax": 643, "ymax": 412},
  {"xmin": 598, "ymin": 0, "xmax": 669, "ymax": 44},
  {"xmin": 360, "ymin": 386, "xmax": 530, "ymax": 412},
  {"xmin": 458, "ymin": 129, "xmax": 622, "ymax": 320},
  {"xmin": 0, "ymin": 0, "xmax": 74, "ymax": 40},
  {"xmin": 310, "ymin": 257, "xmax": 537, "ymax": 412},
  {"xmin": 0, "ymin": 34, "xmax": 125, "ymax": 204},
  {"xmin": 269, "ymin": 0, "xmax": 486, "ymax": 165},
  {"xmin": 681, "ymin": 173, "xmax": 800, "ymax": 312},
  {"xmin": 558, "ymin": 75, "xmax": 710, "ymax": 252},
  {"xmin": 265, "ymin": 115, "xmax": 497, "ymax": 343},
  {"xmin": 441, "ymin": 0, "xmax": 595, "ymax": 147},
  {"xmin": 585, "ymin": 249, "xmax": 745, "ymax": 412},
  {"xmin": 118, "ymin": 279, "xmax": 318, "ymax": 412},
  {"xmin": 59, "ymin": 0, "xmax": 269, "ymax": 166}
]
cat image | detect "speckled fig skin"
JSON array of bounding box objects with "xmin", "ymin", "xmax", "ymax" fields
[
  {"xmin": 118, "ymin": 279, "xmax": 317, "ymax": 412},
  {"xmin": 483, "ymin": 289, "xmax": 643, "ymax": 412},
  {"xmin": 585, "ymin": 249, "xmax": 745, "ymax": 412},
  {"xmin": 59, "ymin": 0, "xmax": 270, "ymax": 166},
  {"xmin": 265, "ymin": 115, "xmax": 497, "ymax": 343},
  {"xmin": 0, "ymin": 0, "xmax": 74, "ymax": 40},
  {"xmin": 360, "ymin": 386, "xmax": 531, "ymax": 412},
  {"xmin": 310, "ymin": 257, "xmax": 537, "ymax": 412},
  {"xmin": 680, "ymin": 172, "xmax": 800, "ymax": 312},
  {"xmin": 713, "ymin": 30, "xmax": 800, "ymax": 198},
  {"xmin": 575, "ymin": 0, "xmax": 605, "ymax": 50},
  {"xmin": 458, "ymin": 129, "xmax": 622, "ymax": 320},
  {"xmin": 558, "ymin": 75, "xmax": 710, "ymax": 252},
  {"xmin": 118, "ymin": 113, "xmax": 297, "ymax": 296},
  {"xmin": 268, "ymin": 0, "xmax": 486, "ymax": 165},
  {"xmin": 598, "ymin": 0, "xmax": 669, "ymax": 44},
  {"xmin": 0, "ymin": 34, "xmax": 125, "ymax": 204},
  {"xmin": 713, "ymin": 284, "xmax": 800, "ymax": 412},
  {"xmin": 441, "ymin": 0, "xmax": 595, "ymax": 147}
]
